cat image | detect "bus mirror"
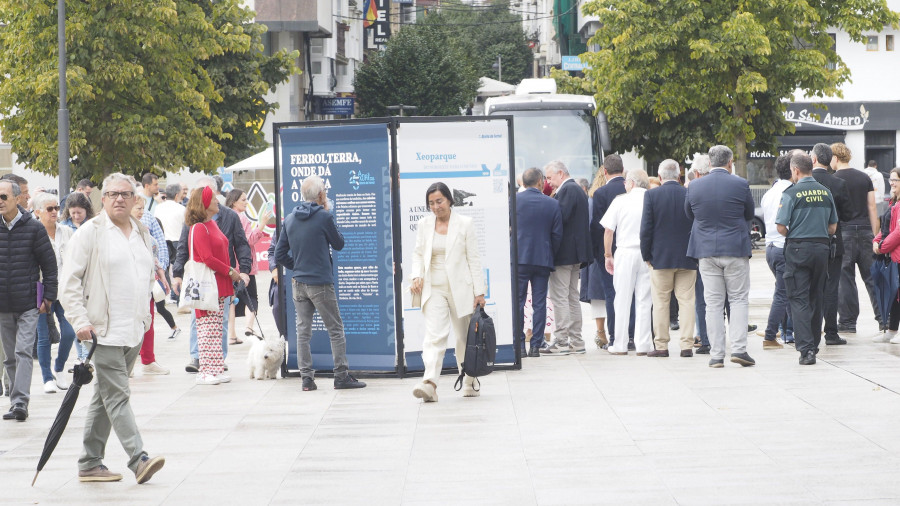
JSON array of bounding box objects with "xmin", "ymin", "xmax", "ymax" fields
[{"xmin": 596, "ymin": 111, "xmax": 612, "ymax": 152}]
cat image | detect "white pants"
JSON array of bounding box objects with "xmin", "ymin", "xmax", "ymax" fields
[
  {"xmin": 609, "ymin": 248, "xmax": 652, "ymax": 353},
  {"xmin": 421, "ymin": 283, "xmax": 470, "ymax": 385}
]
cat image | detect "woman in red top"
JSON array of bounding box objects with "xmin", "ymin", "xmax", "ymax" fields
[
  {"xmin": 873, "ymin": 167, "xmax": 900, "ymax": 344},
  {"xmin": 186, "ymin": 186, "xmax": 240, "ymax": 385}
]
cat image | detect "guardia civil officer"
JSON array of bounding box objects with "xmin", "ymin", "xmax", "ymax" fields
[{"xmin": 776, "ymin": 153, "xmax": 838, "ymax": 365}]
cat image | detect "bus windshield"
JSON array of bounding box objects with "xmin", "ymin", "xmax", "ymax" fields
[{"xmin": 506, "ymin": 109, "xmax": 599, "ymax": 183}]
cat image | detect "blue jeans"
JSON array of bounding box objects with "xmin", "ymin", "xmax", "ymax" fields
[
  {"xmin": 517, "ymin": 264, "xmax": 551, "ymax": 351},
  {"xmin": 764, "ymin": 244, "xmax": 792, "ymax": 340},
  {"xmin": 37, "ymin": 301, "xmax": 76, "ymax": 383},
  {"xmin": 189, "ymin": 296, "xmax": 231, "ymax": 360}
]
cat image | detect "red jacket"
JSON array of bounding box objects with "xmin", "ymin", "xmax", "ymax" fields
[
  {"xmin": 190, "ymin": 221, "xmax": 235, "ymax": 301},
  {"xmin": 875, "ymin": 202, "xmax": 900, "ymax": 263}
]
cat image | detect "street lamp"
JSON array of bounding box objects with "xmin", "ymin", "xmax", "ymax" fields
[
  {"xmin": 387, "ymin": 104, "xmax": 418, "ymax": 117},
  {"xmin": 58, "ymin": 0, "xmax": 70, "ymax": 198},
  {"xmin": 491, "ymin": 54, "xmax": 502, "ymax": 83}
]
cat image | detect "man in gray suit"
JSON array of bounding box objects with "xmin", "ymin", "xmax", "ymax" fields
[{"xmin": 685, "ymin": 145, "xmax": 756, "ymax": 368}]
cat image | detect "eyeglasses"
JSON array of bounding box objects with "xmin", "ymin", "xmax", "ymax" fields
[
  {"xmin": 104, "ymin": 191, "xmax": 135, "ymax": 200},
  {"xmin": 890, "ymin": 179, "xmax": 900, "ymax": 184},
  {"xmin": 45, "ymin": 206, "xmax": 60, "ymax": 212},
  {"xmin": 160, "ymin": 195, "xmax": 167, "ymax": 200}
]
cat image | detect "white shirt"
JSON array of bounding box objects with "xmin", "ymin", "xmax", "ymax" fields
[
  {"xmin": 599, "ymin": 187, "xmax": 647, "ymax": 250},
  {"xmin": 761, "ymin": 179, "xmax": 792, "ymax": 248},
  {"xmin": 154, "ymin": 200, "xmax": 186, "ymax": 242},
  {"xmin": 862, "ymin": 167, "xmax": 885, "ymax": 200},
  {"xmin": 2, "ymin": 208, "xmax": 22, "ymax": 229},
  {"xmin": 49, "ymin": 225, "xmax": 74, "ymax": 270},
  {"xmin": 104, "ymin": 219, "xmax": 154, "ymax": 347},
  {"xmin": 140, "ymin": 192, "xmax": 158, "ymax": 217}
]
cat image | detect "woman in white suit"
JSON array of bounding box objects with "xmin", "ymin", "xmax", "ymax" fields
[{"xmin": 410, "ymin": 182, "xmax": 486, "ymax": 402}]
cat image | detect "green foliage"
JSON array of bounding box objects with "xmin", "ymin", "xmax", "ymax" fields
[
  {"xmin": 0, "ymin": 0, "xmax": 298, "ymax": 181},
  {"xmin": 354, "ymin": 25, "xmax": 479, "ymax": 117},
  {"xmin": 580, "ymin": 0, "xmax": 899, "ymax": 175}
]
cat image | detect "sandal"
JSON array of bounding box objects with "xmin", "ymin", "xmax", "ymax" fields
[{"xmin": 229, "ymin": 337, "xmax": 243, "ymax": 345}]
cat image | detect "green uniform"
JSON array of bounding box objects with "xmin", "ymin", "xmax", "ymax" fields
[
  {"xmin": 776, "ymin": 175, "xmax": 838, "ymax": 361},
  {"xmin": 776, "ymin": 176, "xmax": 838, "ymax": 239}
]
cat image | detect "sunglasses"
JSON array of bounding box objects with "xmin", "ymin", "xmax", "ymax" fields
[
  {"xmin": 0, "ymin": 194, "xmax": 9, "ymax": 201},
  {"xmin": 160, "ymin": 195, "xmax": 167, "ymax": 200},
  {"xmin": 45, "ymin": 206, "xmax": 60, "ymax": 212}
]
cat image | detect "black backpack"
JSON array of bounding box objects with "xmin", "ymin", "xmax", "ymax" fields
[{"xmin": 454, "ymin": 306, "xmax": 496, "ymax": 392}]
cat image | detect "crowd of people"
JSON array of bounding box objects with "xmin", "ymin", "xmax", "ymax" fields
[
  {"xmin": 514, "ymin": 143, "xmax": 895, "ymax": 370},
  {"xmin": 1, "ymin": 140, "xmax": 895, "ymax": 480}
]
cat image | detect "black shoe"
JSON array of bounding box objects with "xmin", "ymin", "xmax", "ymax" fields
[
  {"xmin": 680, "ymin": 349, "xmax": 693, "ymax": 357},
  {"xmin": 696, "ymin": 345, "xmax": 710, "ymax": 355},
  {"xmin": 730, "ymin": 352, "xmax": 755, "ymax": 367},
  {"xmin": 519, "ymin": 347, "xmax": 527, "ymax": 358},
  {"xmin": 302, "ymin": 377, "xmax": 317, "ymax": 391},
  {"xmin": 837, "ymin": 324, "xmax": 856, "ymax": 334},
  {"xmin": 527, "ymin": 347, "xmax": 541, "ymax": 358},
  {"xmin": 825, "ymin": 336, "xmax": 847, "ymax": 345},
  {"xmin": 627, "ymin": 341, "xmax": 636, "ymax": 351},
  {"xmin": 669, "ymin": 321, "xmax": 680, "ymax": 331},
  {"xmin": 184, "ymin": 358, "xmax": 199, "ymax": 373},
  {"xmin": 334, "ymin": 374, "xmax": 367, "ymax": 389},
  {"xmin": 708, "ymin": 358, "xmax": 724, "ymax": 368},
  {"xmin": 3, "ymin": 403, "xmax": 27, "ymax": 421},
  {"xmin": 799, "ymin": 351, "xmax": 816, "ymax": 365},
  {"xmin": 747, "ymin": 324, "xmax": 758, "ymax": 333}
]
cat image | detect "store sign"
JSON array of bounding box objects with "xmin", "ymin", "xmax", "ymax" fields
[
  {"xmin": 316, "ymin": 97, "xmax": 355, "ymax": 116},
  {"xmin": 364, "ymin": 0, "xmax": 391, "ymax": 49},
  {"xmin": 783, "ymin": 102, "xmax": 900, "ymax": 131},
  {"xmin": 784, "ymin": 105, "xmax": 868, "ymax": 130},
  {"xmin": 561, "ymin": 55, "xmax": 588, "ymax": 71}
]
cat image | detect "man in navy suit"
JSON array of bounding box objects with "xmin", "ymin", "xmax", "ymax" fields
[
  {"xmin": 590, "ymin": 154, "xmax": 633, "ymax": 348},
  {"xmin": 516, "ymin": 168, "xmax": 563, "ymax": 357},
  {"xmin": 542, "ymin": 161, "xmax": 592, "ymax": 355},
  {"xmin": 685, "ymin": 145, "xmax": 756, "ymax": 368},
  {"xmin": 640, "ymin": 159, "xmax": 697, "ymax": 358}
]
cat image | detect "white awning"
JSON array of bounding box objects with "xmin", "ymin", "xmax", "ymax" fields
[
  {"xmin": 225, "ymin": 147, "xmax": 273, "ymax": 173},
  {"xmin": 478, "ymin": 77, "xmax": 516, "ymax": 97}
]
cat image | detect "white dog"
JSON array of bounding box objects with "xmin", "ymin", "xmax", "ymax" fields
[{"xmin": 248, "ymin": 335, "xmax": 286, "ymax": 380}]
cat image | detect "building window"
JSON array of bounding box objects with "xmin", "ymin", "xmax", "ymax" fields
[
  {"xmin": 826, "ymin": 33, "xmax": 837, "ymax": 70},
  {"xmin": 867, "ymin": 35, "xmax": 879, "ymax": 51},
  {"xmin": 888, "ymin": 35, "xmax": 895, "ymax": 51},
  {"xmin": 311, "ymin": 61, "xmax": 322, "ymax": 75}
]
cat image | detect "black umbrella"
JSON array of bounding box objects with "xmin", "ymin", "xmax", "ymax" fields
[
  {"xmin": 870, "ymin": 255, "xmax": 899, "ymax": 327},
  {"xmin": 236, "ymin": 280, "xmax": 265, "ymax": 340},
  {"xmin": 32, "ymin": 332, "xmax": 98, "ymax": 486}
]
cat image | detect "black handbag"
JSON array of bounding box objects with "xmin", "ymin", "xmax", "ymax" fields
[{"xmin": 454, "ymin": 306, "xmax": 496, "ymax": 392}]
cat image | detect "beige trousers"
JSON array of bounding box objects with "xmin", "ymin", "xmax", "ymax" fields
[{"xmin": 650, "ymin": 268, "xmax": 697, "ymax": 351}]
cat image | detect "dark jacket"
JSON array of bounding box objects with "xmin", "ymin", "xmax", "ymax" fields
[
  {"xmin": 0, "ymin": 206, "xmax": 58, "ymax": 312},
  {"xmin": 173, "ymin": 205, "xmax": 251, "ymax": 278},
  {"xmin": 580, "ymin": 197, "xmax": 605, "ymax": 302},
  {"xmin": 640, "ymin": 181, "xmax": 697, "ymax": 270},
  {"xmin": 554, "ymin": 179, "xmax": 592, "ymax": 267},
  {"xmin": 275, "ymin": 201, "xmax": 344, "ymax": 285},
  {"xmin": 590, "ymin": 175, "xmax": 627, "ymax": 262},
  {"xmin": 684, "ymin": 168, "xmax": 755, "ymax": 259},
  {"xmin": 812, "ymin": 167, "xmax": 853, "ymax": 257},
  {"xmin": 516, "ymin": 187, "xmax": 563, "ymax": 270}
]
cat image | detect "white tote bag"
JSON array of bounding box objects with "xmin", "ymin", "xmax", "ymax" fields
[{"xmin": 177, "ymin": 223, "xmax": 220, "ymax": 314}]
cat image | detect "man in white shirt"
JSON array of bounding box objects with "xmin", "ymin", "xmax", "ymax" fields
[
  {"xmin": 154, "ymin": 183, "xmax": 186, "ymax": 254},
  {"xmin": 759, "ymin": 153, "xmax": 796, "ymax": 350},
  {"xmin": 864, "ymin": 160, "xmax": 886, "ymax": 215},
  {"xmin": 139, "ymin": 173, "xmax": 160, "ymax": 217},
  {"xmin": 601, "ymin": 168, "xmax": 653, "ymax": 355},
  {"xmin": 61, "ymin": 173, "xmax": 166, "ymax": 484}
]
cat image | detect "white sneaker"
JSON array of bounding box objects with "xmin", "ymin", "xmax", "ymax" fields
[
  {"xmin": 54, "ymin": 373, "xmax": 70, "ymax": 390},
  {"xmin": 412, "ymin": 381, "xmax": 438, "ymax": 402},
  {"xmin": 43, "ymin": 380, "xmax": 57, "ymax": 394},
  {"xmin": 874, "ymin": 330, "xmax": 896, "ymax": 343},
  {"xmin": 463, "ymin": 377, "xmax": 481, "ymax": 398},
  {"xmin": 195, "ymin": 373, "xmax": 220, "ymax": 385},
  {"xmin": 142, "ymin": 362, "xmax": 170, "ymax": 375},
  {"xmin": 891, "ymin": 333, "xmax": 900, "ymax": 344},
  {"xmin": 168, "ymin": 328, "xmax": 181, "ymax": 340},
  {"xmin": 215, "ymin": 373, "xmax": 232, "ymax": 384}
]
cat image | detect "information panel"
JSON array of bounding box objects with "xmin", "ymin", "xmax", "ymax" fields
[
  {"xmin": 277, "ymin": 124, "xmax": 396, "ymax": 371},
  {"xmin": 396, "ymin": 119, "xmax": 516, "ymax": 370}
]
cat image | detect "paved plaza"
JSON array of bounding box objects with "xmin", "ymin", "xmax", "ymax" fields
[{"xmin": 3, "ymin": 250, "xmax": 900, "ymax": 505}]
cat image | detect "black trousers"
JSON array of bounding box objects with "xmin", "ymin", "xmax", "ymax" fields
[
  {"xmin": 784, "ymin": 242, "xmax": 830, "ymax": 355},
  {"xmin": 822, "ymin": 253, "xmax": 842, "ymax": 338}
]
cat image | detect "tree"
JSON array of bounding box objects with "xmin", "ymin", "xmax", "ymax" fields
[
  {"xmin": 423, "ymin": 0, "xmax": 533, "ymax": 85},
  {"xmin": 0, "ymin": 0, "xmax": 297, "ymax": 181},
  {"xmin": 580, "ymin": 0, "xmax": 899, "ymax": 177},
  {"xmin": 354, "ymin": 25, "xmax": 479, "ymax": 117}
]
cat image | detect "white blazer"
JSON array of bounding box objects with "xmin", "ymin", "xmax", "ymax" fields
[{"xmin": 411, "ymin": 211, "xmax": 486, "ymax": 318}]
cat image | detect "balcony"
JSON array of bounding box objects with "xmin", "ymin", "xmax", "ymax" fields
[{"xmin": 254, "ymin": 0, "xmax": 332, "ymax": 37}]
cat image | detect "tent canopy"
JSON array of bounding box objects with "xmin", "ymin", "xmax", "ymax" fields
[
  {"xmin": 478, "ymin": 77, "xmax": 516, "ymax": 97},
  {"xmin": 225, "ymin": 147, "xmax": 273, "ymax": 173}
]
